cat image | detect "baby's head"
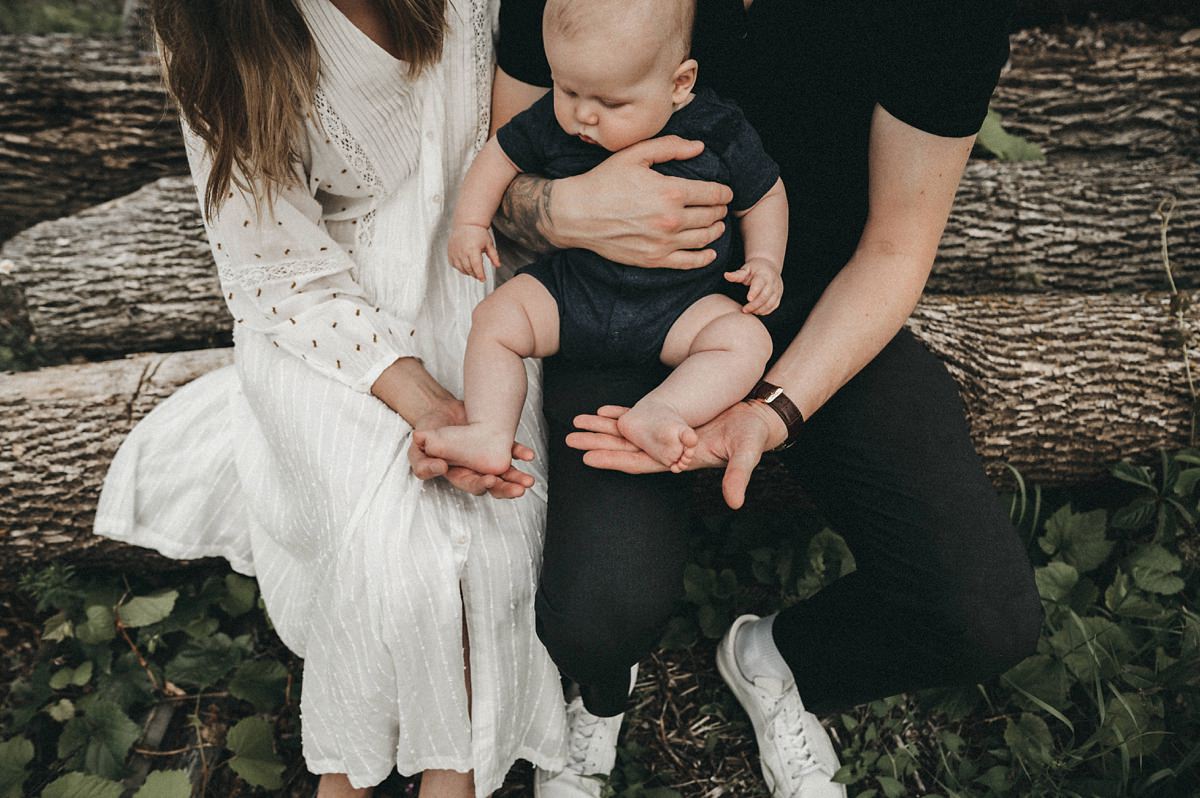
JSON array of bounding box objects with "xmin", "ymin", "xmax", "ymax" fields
[{"xmin": 543, "ymin": 0, "xmax": 697, "ymax": 152}]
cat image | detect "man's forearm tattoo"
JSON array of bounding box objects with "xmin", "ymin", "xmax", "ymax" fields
[{"xmin": 495, "ymin": 174, "xmax": 556, "ymax": 255}]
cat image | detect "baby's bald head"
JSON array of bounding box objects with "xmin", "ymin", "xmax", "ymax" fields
[{"xmin": 544, "ymin": 0, "xmax": 695, "ymax": 67}]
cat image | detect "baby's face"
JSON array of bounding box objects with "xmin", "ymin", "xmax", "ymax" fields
[{"xmin": 545, "ymin": 27, "xmax": 692, "ymax": 152}]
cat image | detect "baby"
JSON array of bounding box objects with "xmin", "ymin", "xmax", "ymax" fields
[{"xmin": 419, "ymin": 0, "xmax": 787, "ymax": 475}]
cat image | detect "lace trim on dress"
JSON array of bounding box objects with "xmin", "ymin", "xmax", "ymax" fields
[
  {"xmin": 470, "ymin": 0, "xmax": 492, "ymax": 154},
  {"xmin": 218, "ymin": 256, "xmax": 347, "ymax": 291},
  {"xmin": 358, "ymin": 208, "xmax": 378, "ymax": 253},
  {"xmin": 313, "ymin": 86, "xmax": 385, "ymax": 192}
]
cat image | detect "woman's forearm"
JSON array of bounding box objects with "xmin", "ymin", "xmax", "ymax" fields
[{"xmin": 371, "ymin": 357, "xmax": 458, "ymax": 426}]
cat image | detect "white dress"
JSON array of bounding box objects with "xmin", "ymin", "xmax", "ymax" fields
[{"xmin": 92, "ymin": 0, "xmax": 567, "ymax": 792}]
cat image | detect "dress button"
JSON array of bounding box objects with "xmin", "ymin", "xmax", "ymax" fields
[{"xmin": 431, "ymin": 194, "xmax": 443, "ymax": 205}]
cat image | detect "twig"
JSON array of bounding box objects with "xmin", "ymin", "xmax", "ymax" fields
[{"xmin": 1157, "ymin": 196, "xmax": 1197, "ymax": 446}]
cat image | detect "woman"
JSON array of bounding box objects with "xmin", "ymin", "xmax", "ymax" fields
[{"xmin": 93, "ymin": 1, "xmax": 566, "ymax": 795}]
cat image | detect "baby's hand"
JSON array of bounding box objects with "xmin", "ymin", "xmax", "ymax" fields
[
  {"xmin": 448, "ymin": 223, "xmax": 500, "ymax": 282},
  {"xmin": 725, "ymin": 257, "xmax": 783, "ymax": 315}
]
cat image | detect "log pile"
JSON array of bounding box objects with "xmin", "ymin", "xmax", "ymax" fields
[{"xmin": 1, "ymin": 21, "xmax": 1198, "ymax": 580}]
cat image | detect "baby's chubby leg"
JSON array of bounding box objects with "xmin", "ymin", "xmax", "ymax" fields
[
  {"xmin": 418, "ymin": 275, "xmax": 559, "ymax": 475},
  {"xmin": 618, "ymin": 294, "xmax": 772, "ymax": 472}
]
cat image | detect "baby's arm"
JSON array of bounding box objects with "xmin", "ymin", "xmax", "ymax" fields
[
  {"xmin": 449, "ymin": 138, "xmax": 522, "ymax": 281},
  {"xmin": 726, "ymin": 177, "xmax": 788, "ymax": 314}
]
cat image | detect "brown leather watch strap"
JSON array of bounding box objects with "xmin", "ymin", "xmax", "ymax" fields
[{"xmin": 745, "ymin": 379, "xmax": 805, "ymax": 450}]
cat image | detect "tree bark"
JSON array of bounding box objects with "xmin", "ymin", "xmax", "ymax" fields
[
  {"xmin": 0, "ymin": 23, "xmax": 1194, "ymax": 241},
  {"xmin": 3, "ymin": 290, "xmax": 1195, "ymax": 576},
  {"xmin": 994, "ymin": 24, "xmax": 1200, "ymax": 160},
  {"xmin": 0, "ymin": 34, "xmax": 184, "ymax": 241},
  {"xmin": 4, "ymin": 154, "xmax": 1195, "ymax": 361},
  {"xmin": 0, "ymin": 177, "xmax": 230, "ymax": 362}
]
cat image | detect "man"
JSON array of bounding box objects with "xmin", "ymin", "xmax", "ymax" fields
[{"xmin": 489, "ymin": 1, "xmax": 1042, "ymax": 795}]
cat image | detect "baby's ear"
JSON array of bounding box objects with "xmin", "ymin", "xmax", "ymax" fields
[{"xmin": 672, "ymin": 58, "xmax": 699, "ymax": 102}]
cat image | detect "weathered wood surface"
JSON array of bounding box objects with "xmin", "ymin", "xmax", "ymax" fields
[
  {"xmin": 0, "ymin": 34, "xmax": 183, "ymax": 241},
  {"xmin": 0, "ymin": 177, "xmax": 230, "ymax": 359},
  {"xmin": 3, "ymin": 290, "xmax": 1196, "ymax": 574},
  {"xmin": 4, "ymin": 153, "xmax": 1196, "ymax": 360},
  {"xmin": 994, "ymin": 24, "xmax": 1200, "ymax": 159},
  {"xmin": 1, "ymin": 23, "xmax": 1195, "ymax": 241},
  {"xmin": 1015, "ymin": 1, "xmax": 1200, "ymax": 25},
  {"xmin": 931, "ymin": 156, "xmax": 1197, "ymax": 294}
]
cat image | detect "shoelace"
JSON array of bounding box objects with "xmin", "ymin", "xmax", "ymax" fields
[
  {"xmin": 759, "ymin": 683, "xmax": 820, "ymax": 776},
  {"xmin": 564, "ymin": 704, "xmax": 610, "ymax": 773}
]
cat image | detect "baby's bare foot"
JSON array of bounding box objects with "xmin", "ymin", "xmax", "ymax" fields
[
  {"xmin": 618, "ymin": 399, "xmax": 698, "ymax": 471},
  {"xmin": 419, "ymin": 423, "xmax": 515, "ymax": 476}
]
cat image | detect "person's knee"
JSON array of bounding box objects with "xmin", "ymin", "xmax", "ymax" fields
[
  {"xmin": 535, "ymin": 584, "xmax": 676, "ymax": 686},
  {"xmin": 940, "ymin": 567, "xmax": 1043, "ymax": 684}
]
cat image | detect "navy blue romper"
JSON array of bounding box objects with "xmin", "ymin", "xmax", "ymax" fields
[{"xmin": 495, "ymin": 86, "xmax": 781, "ymax": 366}]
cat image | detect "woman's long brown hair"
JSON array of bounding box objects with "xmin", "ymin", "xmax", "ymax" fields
[{"xmin": 151, "ymin": 0, "xmax": 447, "ymax": 220}]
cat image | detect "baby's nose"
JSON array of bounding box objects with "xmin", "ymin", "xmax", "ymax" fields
[{"xmin": 575, "ymin": 103, "xmax": 599, "ymax": 125}]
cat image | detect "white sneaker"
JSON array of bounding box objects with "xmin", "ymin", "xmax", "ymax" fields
[
  {"xmin": 534, "ymin": 666, "xmax": 637, "ymax": 798},
  {"xmin": 716, "ymin": 615, "xmax": 846, "ymax": 798}
]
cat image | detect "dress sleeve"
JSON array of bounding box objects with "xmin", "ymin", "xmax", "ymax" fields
[
  {"xmin": 870, "ymin": 0, "xmax": 1016, "ymax": 138},
  {"xmin": 182, "ymin": 122, "xmax": 417, "ymax": 393}
]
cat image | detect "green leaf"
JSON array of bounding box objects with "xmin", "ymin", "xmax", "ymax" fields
[
  {"xmin": 658, "ymin": 616, "xmax": 697, "ymax": 650},
  {"xmin": 1101, "ymin": 692, "xmax": 1163, "ymax": 757},
  {"xmin": 1048, "ymin": 615, "xmax": 1133, "ymax": 683},
  {"xmin": 0, "ymin": 736, "xmax": 34, "ymax": 798},
  {"xmin": 1034, "ymin": 562, "xmax": 1078, "ymax": 603},
  {"xmin": 1003, "ymin": 655, "xmax": 1070, "ymax": 712},
  {"xmin": 75, "ymin": 605, "xmax": 116, "ymax": 645},
  {"xmin": 45, "ymin": 698, "xmax": 76, "ymax": 722},
  {"xmin": 57, "ymin": 698, "xmax": 142, "ymax": 779},
  {"xmin": 40, "ymin": 773, "xmax": 124, "ymax": 798},
  {"xmin": 1004, "ymin": 713, "xmax": 1054, "ymax": 767},
  {"xmin": 117, "ymin": 590, "xmax": 178, "ymax": 628},
  {"xmin": 1104, "ymin": 572, "xmax": 1165, "ymax": 619},
  {"xmin": 807, "ymin": 529, "xmax": 856, "ymax": 583},
  {"xmin": 219, "ymin": 574, "xmax": 258, "ymax": 618},
  {"xmin": 71, "ymin": 661, "xmax": 93, "ymax": 686},
  {"xmin": 1112, "ymin": 461, "xmax": 1155, "ymax": 489},
  {"xmin": 225, "ymin": 717, "xmax": 285, "ymax": 790},
  {"xmin": 132, "ymin": 769, "xmax": 192, "ymax": 798},
  {"xmin": 1039, "ymin": 506, "xmax": 1113, "ymax": 573},
  {"xmin": 165, "ymin": 633, "xmax": 241, "ymax": 688},
  {"xmin": 976, "ymin": 109, "xmax": 1045, "ymax": 162},
  {"xmin": 682, "ymin": 564, "xmax": 713, "ymax": 605},
  {"xmin": 229, "ymin": 659, "xmax": 289, "ymax": 712},
  {"xmin": 1111, "ymin": 498, "xmax": 1156, "ymax": 531},
  {"xmin": 697, "ymin": 604, "xmax": 727, "ymax": 640},
  {"xmin": 877, "ymin": 775, "xmax": 906, "ymax": 798},
  {"xmin": 42, "ymin": 611, "xmax": 73, "ymax": 642},
  {"xmin": 712, "ymin": 569, "xmax": 738, "ymax": 601},
  {"xmin": 1128, "ymin": 544, "xmax": 1185, "ymax": 595},
  {"xmin": 49, "ymin": 668, "xmax": 74, "ymax": 691}
]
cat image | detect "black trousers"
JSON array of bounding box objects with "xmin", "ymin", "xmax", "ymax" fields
[{"xmin": 533, "ymin": 300, "xmax": 1044, "ymax": 718}]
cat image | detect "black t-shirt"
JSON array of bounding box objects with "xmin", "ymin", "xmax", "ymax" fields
[{"xmin": 497, "ymin": 0, "xmax": 1015, "ymax": 306}]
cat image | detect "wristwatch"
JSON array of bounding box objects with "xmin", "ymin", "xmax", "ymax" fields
[{"xmin": 744, "ymin": 379, "xmax": 805, "ymax": 450}]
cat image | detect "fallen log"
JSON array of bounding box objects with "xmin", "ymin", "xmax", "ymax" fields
[
  {"xmin": 4, "ymin": 153, "xmax": 1196, "ymax": 361},
  {"xmin": 1014, "ymin": 1, "xmax": 1200, "ymax": 25},
  {"xmin": 2, "ymin": 290, "xmax": 1194, "ymax": 577},
  {"xmin": 1, "ymin": 22, "xmax": 1195, "ymax": 240},
  {"xmin": 995, "ymin": 24, "xmax": 1200, "ymax": 159},
  {"xmin": 0, "ymin": 177, "xmax": 230, "ymax": 361},
  {"xmin": 0, "ymin": 34, "xmax": 184, "ymax": 241}
]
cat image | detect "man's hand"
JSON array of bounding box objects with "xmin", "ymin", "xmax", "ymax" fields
[
  {"xmin": 564, "ymin": 400, "xmax": 788, "ymax": 509},
  {"xmin": 409, "ymin": 399, "xmax": 535, "ymax": 499},
  {"xmin": 725, "ymin": 257, "xmax": 783, "ymax": 315},
  {"xmin": 541, "ymin": 136, "xmax": 734, "ymax": 269}
]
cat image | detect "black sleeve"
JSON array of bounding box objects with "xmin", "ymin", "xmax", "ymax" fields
[
  {"xmin": 721, "ymin": 114, "xmax": 782, "ymax": 212},
  {"xmin": 871, "ymin": 0, "xmax": 1016, "ymax": 138},
  {"xmin": 497, "ymin": 0, "xmax": 552, "ymax": 88},
  {"xmin": 494, "ymin": 92, "xmax": 556, "ymax": 173}
]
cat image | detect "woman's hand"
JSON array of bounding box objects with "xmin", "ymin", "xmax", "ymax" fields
[
  {"xmin": 564, "ymin": 400, "xmax": 789, "ymax": 509},
  {"xmin": 549, "ymin": 136, "xmax": 734, "ymax": 269},
  {"xmin": 409, "ymin": 399, "xmax": 536, "ymax": 499}
]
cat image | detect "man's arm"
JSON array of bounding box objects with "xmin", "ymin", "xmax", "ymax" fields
[
  {"xmin": 489, "ymin": 67, "xmax": 732, "ymax": 269},
  {"xmin": 566, "ymin": 103, "xmax": 976, "ymax": 508},
  {"xmin": 759, "ymin": 104, "xmax": 972, "ymax": 431}
]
